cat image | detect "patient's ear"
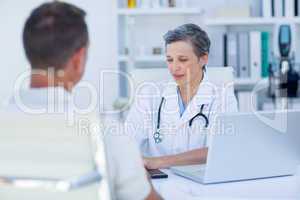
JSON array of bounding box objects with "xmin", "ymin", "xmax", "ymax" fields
[{"xmin": 71, "ymin": 47, "xmax": 87, "ymax": 75}]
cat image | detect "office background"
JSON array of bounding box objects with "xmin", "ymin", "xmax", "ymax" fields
[{"xmin": 1, "ymin": 0, "xmax": 300, "ymax": 113}]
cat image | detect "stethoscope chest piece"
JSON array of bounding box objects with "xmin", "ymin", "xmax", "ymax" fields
[
  {"xmin": 154, "ymin": 130, "xmax": 163, "ymax": 143},
  {"xmin": 153, "ymin": 96, "xmax": 210, "ymax": 144}
]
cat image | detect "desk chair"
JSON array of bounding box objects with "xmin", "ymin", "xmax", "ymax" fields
[{"xmin": 0, "ymin": 112, "xmax": 111, "ymax": 200}]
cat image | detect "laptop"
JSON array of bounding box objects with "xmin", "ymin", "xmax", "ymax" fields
[{"xmin": 171, "ymin": 110, "xmax": 300, "ymax": 184}]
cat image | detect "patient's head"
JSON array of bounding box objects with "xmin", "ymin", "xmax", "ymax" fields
[{"xmin": 23, "ymin": 1, "xmax": 89, "ymax": 90}]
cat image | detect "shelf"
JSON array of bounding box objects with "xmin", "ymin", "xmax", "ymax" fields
[
  {"xmin": 118, "ymin": 55, "xmax": 165, "ymax": 63},
  {"xmin": 234, "ymin": 78, "xmax": 268, "ymax": 87},
  {"xmin": 136, "ymin": 55, "xmax": 165, "ymax": 62},
  {"xmin": 205, "ymin": 17, "xmax": 300, "ymax": 26},
  {"xmin": 117, "ymin": 8, "xmax": 201, "ymax": 16}
]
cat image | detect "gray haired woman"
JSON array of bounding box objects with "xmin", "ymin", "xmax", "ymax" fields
[{"xmin": 126, "ymin": 23, "xmax": 238, "ymax": 169}]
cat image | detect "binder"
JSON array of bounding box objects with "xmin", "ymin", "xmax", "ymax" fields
[
  {"xmin": 261, "ymin": 32, "xmax": 270, "ymax": 78},
  {"xmin": 285, "ymin": 0, "xmax": 295, "ymax": 17},
  {"xmin": 263, "ymin": 0, "xmax": 272, "ymax": 17},
  {"xmin": 272, "ymin": 0, "xmax": 275, "ymax": 16},
  {"xmin": 250, "ymin": 31, "xmax": 262, "ymax": 80},
  {"xmin": 295, "ymin": 0, "xmax": 299, "ymax": 16},
  {"xmin": 283, "ymin": 0, "xmax": 286, "ymax": 16},
  {"xmin": 274, "ymin": 0, "xmax": 284, "ymax": 17},
  {"xmin": 251, "ymin": 0, "xmax": 262, "ymax": 17},
  {"xmin": 223, "ymin": 34, "xmax": 228, "ymax": 66},
  {"xmin": 238, "ymin": 32, "xmax": 250, "ymax": 78},
  {"xmin": 226, "ymin": 33, "xmax": 239, "ymax": 77}
]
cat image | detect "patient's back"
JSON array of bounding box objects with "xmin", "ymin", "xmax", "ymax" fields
[{"xmin": 0, "ymin": 111, "xmax": 103, "ymax": 200}]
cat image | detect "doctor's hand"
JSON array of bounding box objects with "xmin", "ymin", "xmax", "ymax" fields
[
  {"xmin": 143, "ymin": 157, "xmax": 167, "ymax": 170},
  {"xmin": 143, "ymin": 148, "xmax": 208, "ymax": 170}
]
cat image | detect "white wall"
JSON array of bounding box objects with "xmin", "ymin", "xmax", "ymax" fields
[
  {"xmin": 0, "ymin": 0, "xmax": 118, "ymax": 111},
  {"xmin": 0, "ymin": 0, "xmax": 259, "ymax": 110}
]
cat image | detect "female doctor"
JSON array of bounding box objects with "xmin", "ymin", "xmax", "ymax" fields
[{"xmin": 125, "ymin": 24, "xmax": 238, "ymax": 169}]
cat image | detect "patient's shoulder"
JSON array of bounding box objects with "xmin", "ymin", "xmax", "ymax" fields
[{"xmin": 103, "ymin": 132, "xmax": 150, "ymax": 200}]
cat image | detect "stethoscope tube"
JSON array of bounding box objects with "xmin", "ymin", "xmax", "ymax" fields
[
  {"xmin": 153, "ymin": 97, "xmax": 165, "ymax": 144},
  {"xmin": 154, "ymin": 97, "xmax": 209, "ymax": 144},
  {"xmin": 189, "ymin": 104, "xmax": 209, "ymax": 128},
  {"xmin": 157, "ymin": 97, "xmax": 165, "ymax": 130}
]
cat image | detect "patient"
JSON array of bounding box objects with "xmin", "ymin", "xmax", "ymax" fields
[{"xmin": 6, "ymin": 1, "xmax": 161, "ymax": 200}]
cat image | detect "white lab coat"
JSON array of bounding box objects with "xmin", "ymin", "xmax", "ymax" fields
[{"xmin": 125, "ymin": 74, "xmax": 238, "ymax": 157}]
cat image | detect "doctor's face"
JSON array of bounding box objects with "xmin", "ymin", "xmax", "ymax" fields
[{"xmin": 166, "ymin": 41, "xmax": 207, "ymax": 87}]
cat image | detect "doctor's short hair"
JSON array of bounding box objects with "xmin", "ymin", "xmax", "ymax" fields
[
  {"xmin": 23, "ymin": 1, "xmax": 89, "ymax": 70},
  {"xmin": 163, "ymin": 23, "xmax": 211, "ymax": 57}
]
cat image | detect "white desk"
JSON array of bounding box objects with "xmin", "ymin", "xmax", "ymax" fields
[{"xmin": 153, "ymin": 166, "xmax": 300, "ymax": 200}]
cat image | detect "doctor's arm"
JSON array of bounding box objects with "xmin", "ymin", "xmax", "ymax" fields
[{"xmin": 144, "ymin": 147, "xmax": 208, "ymax": 169}]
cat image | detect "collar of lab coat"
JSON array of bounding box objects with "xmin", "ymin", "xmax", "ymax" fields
[{"xmin": 161, "ymin": 74, "xmax": 216, "ymax": 128}]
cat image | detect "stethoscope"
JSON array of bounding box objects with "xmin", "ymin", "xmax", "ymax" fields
[{"xmin": 153, "ymin": 97, "xmax": 209, "ymax": 144}]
